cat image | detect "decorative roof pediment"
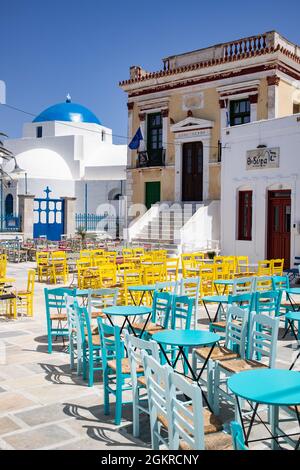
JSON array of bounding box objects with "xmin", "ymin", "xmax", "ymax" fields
[{"xmin": 171, "ymin": 117, "xmax": 214, "ymax": 133}]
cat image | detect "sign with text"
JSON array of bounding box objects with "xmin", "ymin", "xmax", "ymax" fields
[{"xmin": 246, "ymin": 147, "xmax": 280, "ymax": 170}]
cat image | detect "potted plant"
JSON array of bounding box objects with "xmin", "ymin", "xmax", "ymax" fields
[
  {"xmin": 76, "ymin": 226, "xmax": 87, "ymax": 248},
  {"xmin": 207, "ymin": 250, "xmax": 216, "ymax": 260}
]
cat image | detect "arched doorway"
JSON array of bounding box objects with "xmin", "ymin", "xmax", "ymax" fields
[{"xmin": 5, "ymin": 194, "xmax": 14, "ymax": 216}]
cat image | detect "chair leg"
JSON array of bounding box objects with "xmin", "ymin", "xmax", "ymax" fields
[
  {"xmin": 104, "ymin": 372, "xmax": 110, "ymax": 416},
  {"xmin": 47, "ymin": 322, "xmax": 53, "ymax": 354},
  {"xmin": 115, "ymin": 385, "xmax": 123, "ymax": 425},
  {"xmin": 133, "ymin": 388, "xmax": 140, "ymax": 437},
  {"xmin": 213, "ymin": 363, "xmax": 220, "ymax": 415},
  {"xmin": 88, "ymin": 351, "xmax": 94, "ymax": 387}
]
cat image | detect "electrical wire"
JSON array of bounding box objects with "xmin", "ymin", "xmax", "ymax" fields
[{"xmin": 1, "ymin": 102, "xmax": 227, "ymax": 150}]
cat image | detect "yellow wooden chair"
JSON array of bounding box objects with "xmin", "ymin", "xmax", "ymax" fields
[
  {"xmin": 271, "ymin": 259, "xmax": 284, "ymax": 276},
  {"xmin": 122, "ymin": 248, "xmax": 133, "ymax": 257},
  {"xmin": 166, "ymin": 257, "xmax": 179, "ymax": 281},
  {"xmin": 99, "ymin": 264, "xmax": 117, "ymax": 288},
  {"xmin": 121, "ymin": 269, "xmax": 143, "ymax": 305},
  {"xmin": 193, "ymin": 252, "xmax": 205, "ymax": 267},
  {"xmin": 199, "ymin": 266, "xmax": 214, "ymax": 297},
  {"xmin": 80, "ymin": 249, "xmax": 92, "ymax": 260},
  {"xmin": 133, "ymin": 247, "xmax": 145, "ymax": 257},
  {"xmin": 257, "ymin": 260, "xmax": 272, "ymax": 276},
  {"xmin": 236, "ymin": 256, "xmax": 249, "ymax": 274},
  {"xmin": 181, "ymin": 253, "xmax": 195, "ymax": 278},
  {"xmin": 36, "ymin": 252, "xmax": 51, "ymax": 283},
  {"xmin": 78, "ymin": 266, "xmax": 100, "ymax": 289},
  {"xmin": 143, "ymin": 264, "xmax": 165, "ymax": 285},
  {"xmin": 50, "ymin": 251, "xmax": 68, "ymax": 284},
  {"xmin": 105, "ymin": 251, "xmax": 117, "ymax": 263},
  {"xmin": 17, "ymin": 269, "xmax": 35, "ymax": 317},
  {"xmin": 223, "ymin": 256, "xmax": 236, "ymax": 279}
]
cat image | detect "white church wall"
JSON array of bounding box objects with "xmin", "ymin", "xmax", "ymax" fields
[{"xmin": 74, "ymin": 180, "xmax": 123, "ymax": 214}]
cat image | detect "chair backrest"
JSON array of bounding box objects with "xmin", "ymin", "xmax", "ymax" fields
[
  {"xmin": 74, "ymin": 302, "xmax": 94, "ymax": 349},
  {"xmin": 87, "ymin": 287, "xmax": 119, "ymax": 318},
  {"xmin": 44, "ymin": 287, "xmax": 76, "ymax": 320},
  {"xmin": 98, "ymin": 264, "xmax": 117, "ymax": 287},
  {"xmin": 254, "ymin": 290, "xmax": 282, "ymax": 317},
  {"xmin": 143, "ymin": 264, "xmax": 165, "ymax": 284},
  {"xmin": 249, "ymin": 313, "xmax": 279, "ymax": 367},
  {"xmin": 168, "ymin": 370, "xmax": 205, "ymax": 450},
  {"xmin": 65, "ymin": 294, "xmax": 77, "ymax": 334},
  {"xmin": 142, "ymin": 353, "xmax": 171, "ymax": 449},
  {"xmin": 272, "ymin": 275, "xmax": 289, "ymax": 291},
  {"xmin": 271, "ymin": 259, "xmax": 284, "ymax": 276},
  {"xmin": 257, "ymin": 260, "xmax": 272, "ymax": 276},
  {"xmin": 155, "ymin": 280, "xmax": 179, "ymax": 294},
  {"xmin": 230, "ymin": 421, "xmax": 248, "ymax": 451},
  {"xmin": 236, "ymin": 256, "xmax": 249, "ymax": 274},
  {"xmin": 27, "ymin": 269, "xmax": 35, "ymax": 293},
  {"xmin": 232, "ymin": 277, "xmax": 255, "ymax": 295},
  {"xmin": 225, "ymin": 305, "xmax": 249, "ymax": 357},
  {"xmin": 228, "ymin": 292, "xmax": 254, "ymax": 311},
  {"xmin": 151, "ymin": 291, "xmax": 172, "ymax": 328},
  {"xmin": 124, "ymin": 333, "xmax": 160, "ymax": 388},
  {"xmin": 171, "ymin": 295, "xmax": 194, "ymax": 330},
  {"xmin": 179, "ymin": 277, "xmax": 200, "ymax": 305},
  {"xmin": 254, "ymin": 276, "xmax": 273, "ymax": 292},
  {"xmin": 97, "ymin": 318, "xmax": 124, "ymax": 373}
]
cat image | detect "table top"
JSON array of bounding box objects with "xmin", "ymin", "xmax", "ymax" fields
[
  {"xmin": 102, "ymin": 305, "xmax": 152, "ymax": 317},
  {"xmin": 285, "ymin": 311, "xmax": 300, "ymax": 321},
  {"xmin": 286, "ymin": 288, "xmax": 300, "ymax": 295},
  {"xmin": 201, "ymin": 295, "xmax": 229, "ymax": 303},
  {"xmin": 214, "ymin": 279, "xmax": 234, "ymax": 285},
  {"xmin": 152, "ymin": 329, "xmax": 220, "ymax": 347},
  {"xmin": 128, "ymin": 284, "xmax": 156, "ymax": 292},
  {"xmin": 228, "ymin": 369, "xmax": 300, "ymax": 406}
]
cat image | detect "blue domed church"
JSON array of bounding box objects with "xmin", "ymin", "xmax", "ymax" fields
[{"xmin": 6, "ymin": 96, "xmax": 127, "ymax": 239}]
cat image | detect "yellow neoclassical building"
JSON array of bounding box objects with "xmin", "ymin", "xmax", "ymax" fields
[
  {"xmin": 120, "ymin": 31, "xmax": 300, "ymax": 250},
  {"xmin": 120, "ymin": 30, "xmax": 300, "ymax": 205}
]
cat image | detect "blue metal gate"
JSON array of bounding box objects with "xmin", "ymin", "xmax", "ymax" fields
[{"xmin": 34, "ymin": 187, "xmax": 64, "ymax": 241}]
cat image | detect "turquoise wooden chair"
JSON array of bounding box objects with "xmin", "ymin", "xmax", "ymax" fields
[
  {"xmin": 44, "ymin": 287, "xmax": 76, "ymax": 353},
  {"xmin": 65, "ymin": 294, "xmax": 78, "ymax": 372},
  {"xmin": 142, "ymin": 352, "xmax": 172, "ymax": 449},
  {"xmin": 253, "ymin": 290, "xmax": 282, "ymax": 317},
  {"xmin": 75, "ymin": 302, "xmax": 102, "ymax": 387},
  {"xmin": 179, "ymin": 277, "xmax": 200, "ymax": 328},
  {"xmin": 168, "ymin": 369, "xmax": 232, "ymax": 450},
  {"xmin": 230, "ymin": 421, "xmax": 248, "ymax": 450},
  {"xmin": 132, "ymin": 291, "xmax": 172, "ymax": 336},
  {"xmin": 124, "ymin": 333, "xmax": 160, "ymax": 437},
  {"xmin": 87, "ymin": 287, "xmax": 119, "ymax": 321},
  {"xmin": 98, "ymin": 318, "xmax": 138, "ymax": 425},
  {"xmin": 213, "ymin": 313, "xmax": 279, "ymax": 416},
  {"xmin": 209, "ymin": 292, "xmax": 253, "ymax": 334},
  {"xmin": 193, "ymin": 305, "xmax": 249, "ymax": 410}
]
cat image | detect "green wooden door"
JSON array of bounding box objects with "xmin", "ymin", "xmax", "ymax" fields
[{"xmin": 145, "ymin": 181, "xmax": 161, "ymax": 209}]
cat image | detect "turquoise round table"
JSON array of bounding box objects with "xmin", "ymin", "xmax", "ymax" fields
[
  {"xmin": 127, "ymin": 285, "xmax": 156, "ymax": 306},
  {"xmin": 152, "ymin": 329, "xmax": 220, "ymax": 411},
  {"xmin": 228, "ymin": 369, "xmax": 300, "ymax": 449},
  {"xmin": 102, "ymin": 305, "xmax": 152, "ymax": 337}
]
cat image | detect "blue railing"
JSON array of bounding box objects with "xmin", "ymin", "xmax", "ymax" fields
[
  {"xmin": 0, "ymin": 215, "xmax": 21, "ymax": 232},
  {"xmin": 75, "ymin": 213, "xmax": 123, "ymax": 237}
]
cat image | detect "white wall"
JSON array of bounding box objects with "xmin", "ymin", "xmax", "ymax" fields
[{"xmin": 221, "ymin": 113, "xmax": 300, "ymax": 264}]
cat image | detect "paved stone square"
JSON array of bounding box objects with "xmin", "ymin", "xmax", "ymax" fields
[{"xmin": 0, "ymin": 262, "xmax": 299, "ymax": 450}]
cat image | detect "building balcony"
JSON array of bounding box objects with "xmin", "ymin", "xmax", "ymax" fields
[{"xmin": 137, "ymin": 149, "xmax": 166, "ymax": 168}]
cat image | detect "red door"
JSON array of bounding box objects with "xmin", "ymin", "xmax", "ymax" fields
[
  {"xmin": 267, "ymin": 190, "xmax": 291, "ymax": 269},
  {"xmin": 182, "ymin": 142, "xmax": 203, "ymax": 201}
]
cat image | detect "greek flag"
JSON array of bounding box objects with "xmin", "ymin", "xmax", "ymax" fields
[{"xmin": 128, "ymin": 127, "xmax": 143, "ymax": 150}]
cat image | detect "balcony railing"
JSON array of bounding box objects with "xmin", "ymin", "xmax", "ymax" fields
[{"xmin": 137, "ymin": 149, "xmax": 166, "ymax": 168}]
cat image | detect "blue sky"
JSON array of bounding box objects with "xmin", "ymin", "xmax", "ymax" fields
[{"xmin": 1, "ymin": 0, "xmax": 300, "ymax": 143}]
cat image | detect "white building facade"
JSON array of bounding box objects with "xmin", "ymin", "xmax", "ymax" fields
[{"xmin": 221, "ymin": 113, "xmax": 300, "ymax": 268}]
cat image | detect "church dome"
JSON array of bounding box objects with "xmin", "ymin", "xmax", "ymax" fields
[{"xmin": 33, "ymin": 95, "xmax": 101, "ymax": 125}]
